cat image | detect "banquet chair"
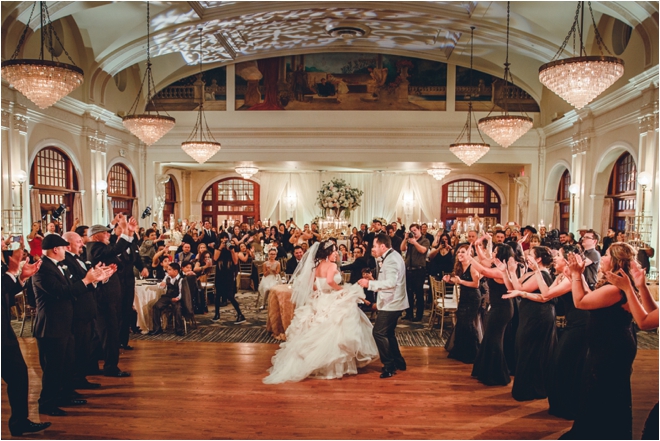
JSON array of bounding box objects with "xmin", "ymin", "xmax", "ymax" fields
[
  {"xmin": 426, "ymin": 276, "xmax": 442, "ymax": 330},
  {"xmin": 341, "ymin": 272, "xmax": 351, "ymax": 285},
  {"xmin": 254, "ymin": 263, "xmax": 266, "ymax": 308},
  {"xmin": 200, "ymin": 267, "xmax": 216, "ymax": 306},
  {"xmin": 16, "ymin": 291, "xmax": 35, "ymax": 337},
  {"xmin": 237, "ymin": 262, "xmax": 253, "ymax": 291}
]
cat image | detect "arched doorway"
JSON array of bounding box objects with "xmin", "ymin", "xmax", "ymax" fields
[
  {"xmin": 556, "ymin": 169, "xmax": 571, "ymax": 232},
  {"xmin": 441, "ymin": 179, "xmax": 501, "ymax": 228},
  {"xmin": 607, "ymin": 152, "xmax": 637, "ymax": 232},
  {"xmin": 163, "ymin": 175, "xmax": 177, "ymax": 221},
  {"xmin": 30, "ymin": 146, "xmax": 79, "ymax": 229},
  {"xmin": 202, "ymin": 178, "xmax": 260, "ymax": 227},
  {"xmin": 107, "ymin": 163, "xmax": 136, "ymax": 218}
]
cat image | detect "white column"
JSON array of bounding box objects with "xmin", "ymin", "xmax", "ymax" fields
[
  {"xmin": 638, "ymin": 108, "xmax": 658, "ymax": 266},
  {"xmin": 11, "ymin": 110, "xmax": 29, "ymax": 238}
]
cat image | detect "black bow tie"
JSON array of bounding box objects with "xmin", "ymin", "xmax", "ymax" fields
[{"xmin": 57, "ymin": 262, "xmax": 66, "ymax": 267}]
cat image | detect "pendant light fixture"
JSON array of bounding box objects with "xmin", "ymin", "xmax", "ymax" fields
[
  {"xmin": 122, "ymin": 1, "xmax": 175, "ymax": 146},
  {"xmin": 450, "ymin": 27, "xmax": 490, "ymax": 167},
  {"xmin": 427, "ymin": 168, "xmax": 451, "ymax": 181},
  {"xmin": 1, "ymin": 2, "xmax": 84, "ymax": 109},
  {"xmin": 478, "ymin": 2, "xmax": 533, "ymax": 148},
  {"xmin": 538, "ymin": 1, "xmax": 624, "ymax": 109},
  {"xmin": 235, "ymin": 166, "xmax": 259, "ymax": 179},
  {"xmin": 180, "ymin": 27, "xmax": 221, "ymax": 164}
]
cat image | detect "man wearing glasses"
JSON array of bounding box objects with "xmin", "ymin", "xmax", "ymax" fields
[{"xmin": 581, "ymin": 229, "xmax": 601, "ymax": 290}]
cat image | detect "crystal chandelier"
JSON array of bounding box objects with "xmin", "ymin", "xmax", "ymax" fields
[
  {"xmin": 427, "ymin": 168, "xmax": 451, "ymax": 181},
  {"xmin": 122, "ymin": 1, "xmax": 175, "ymax": 146},
  {"xmin": 1, "ymin": 2, "xmax": 84, "ymax": 109},
  {"xmin": 235, "ymin": 166, "xmax": 259, "ymax": 179},
  {"xmin": 181, "ymin": 27, "xmax": 221, "ymax": 164},
  {"xmin": 538, "ymin": 2, "xmax": 624, "ymax": 109},
  {"xmin": 450, "ymin": 27, "xmax": 490, "ymax": 166},
  {"xmin": 478, "ymin": 2, "xmax": 533, "ymax": 148}
]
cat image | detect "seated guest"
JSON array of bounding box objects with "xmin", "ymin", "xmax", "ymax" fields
[
  {"xmin": 236, "ymin": 243, "xmax": 254, "ymax": 263},
  {"xmin": 270, "ymin": 240, "xmax": 288, "ymax": 259},
  {"xmin": 150, "ymin": 248, "xmax": 171, "ymax": 280},
  {"xmin": 338, "ymin": 244, "xmax": 350, "ymax": 262},
  {"xmin": 340, "ymin": 247, "xmax": 373, "ymax": 285},
  {"xmin": 174, "ymin": 243, "xmax": 196, "ymax": 265},
  {"xmin": 149, "ymin": 263, "xmax": 184, "ymax": 336},
  {"xmin": 285, "ymin": 246, "xmax": 304, "ymax": 275},
  {"xmin": 193, "ymin": 251, "xmax": 213, "ymax": 276},
  {"xmin": 350, "ymin": 235, "xmax": 362, "ymax": 252},
  {"xmin": 139, "ymin": 229, "xmax": 163, "ymax": 268}
]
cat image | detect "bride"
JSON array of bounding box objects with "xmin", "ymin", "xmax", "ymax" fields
[{"xmin": 263, "ymin": 240, "xmax": 379, "ymax": 384}]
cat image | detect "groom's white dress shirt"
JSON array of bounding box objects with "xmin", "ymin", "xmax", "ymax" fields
[{"xmin": 368, "ymin": 248, "xmax": 409, "ymax": 312}]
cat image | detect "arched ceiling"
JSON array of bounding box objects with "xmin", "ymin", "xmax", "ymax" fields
[{"xmin": 3, "ymin": 1, "xmax": 658, "ymax": 101}]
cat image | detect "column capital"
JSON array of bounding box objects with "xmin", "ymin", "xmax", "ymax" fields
[
  {"xmin": 1, "ymin": 109, "xmax": 10, "ymax": 131},
  {"xmin": 638, "ymin": 112, "xmax": 658, "ymax": 133},
  {"xmin": 12, "ymin": 114, "xmax": 28, "ymax": 134},
  {"xmin": 570, "ymin": 136, "xmax": 590, "ymax": 155}
]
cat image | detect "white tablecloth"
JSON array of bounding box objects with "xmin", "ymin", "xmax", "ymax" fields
[{"xmin": 134, "ymin": 281, "xmax": 166, "ymax": 334}]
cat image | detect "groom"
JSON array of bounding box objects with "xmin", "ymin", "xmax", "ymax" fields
[{"xmin": 358, "ymin": 233, "xmax": 409, "ymax": 378}]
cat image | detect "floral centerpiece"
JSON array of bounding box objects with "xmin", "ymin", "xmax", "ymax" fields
[{"xmin": 317, "ymin": 178, "xmax": 363, "ymax": 218}]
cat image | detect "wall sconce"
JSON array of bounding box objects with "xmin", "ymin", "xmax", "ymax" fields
[
  {"xmin": 12, "ymin": 169, "xmax": 27, "ymax": 209},
  {"xmin": 637, "ymin": 171, "xmax": 652, "ymax": 214},
  {"xmin": 568, "ymin": 183, "xmax": 579, "ymax": 223},
  {"xmin": 97, "ymin": 179, "xmax": 108, "ymax": 219}
]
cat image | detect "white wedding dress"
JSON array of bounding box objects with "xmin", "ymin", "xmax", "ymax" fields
[{"xmin": 263, "ymin": 272, "xmax": 379, "ymax": 384}]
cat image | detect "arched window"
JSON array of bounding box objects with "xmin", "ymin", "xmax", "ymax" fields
[
  {"xmin": 30, "ymin": 147, "xmax": 79, "ymax": 228},
  {"xmin": 163, "ymin": 176, "xmax": 177, "ymax": 221},
  {"xmin": 556, "ymin": 170, "xmax": 571, "ymax": 232},
  {"xmin": 107, "ymin": 164, "xmax": 136, "ymax": 218},
  {"xmin": 201, "ymin": 178, "xmax": 260, "ymax": 227},
  {"xmin": 441, "ymin": 179, "xmax": 501, "ymax": 228},
  {"xmin": 608, "ymin": 152, "xmax": 636, "ymax": 232}
]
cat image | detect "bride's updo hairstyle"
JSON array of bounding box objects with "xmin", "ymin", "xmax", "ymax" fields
[{"xmin": 314, "ymin": 240, "xmax": 337, "ymax": 266}]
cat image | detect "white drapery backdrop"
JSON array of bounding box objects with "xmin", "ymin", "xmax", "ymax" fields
[{"xmin": 259, "ymin": 172, "xmax": 440, "ymax": 225}]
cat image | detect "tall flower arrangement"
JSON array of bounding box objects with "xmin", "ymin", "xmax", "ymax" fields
[{"xmin": 317, "ymin": 178, "xmax": 363, "ymax": 218}]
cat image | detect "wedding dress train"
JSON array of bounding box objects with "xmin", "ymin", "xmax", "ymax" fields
[{"xmin": 263, "ymin": 273, "xmax": 378, "ymax": 384}]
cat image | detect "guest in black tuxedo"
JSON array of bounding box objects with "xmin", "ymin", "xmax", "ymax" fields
[
  {"xmin": 86, "ymin": 217, "xmax": 136, "ymax": 377},
  {"xmin": 200, "ymin": 221, "xmax": 218, "ymax": 250},
  {"xmin": 115, "ymin": 225, "xmax": 149, "ymax": 351},
  {"xmin": 61, "ymin": 232, "xmax": 102, "ymax": 390},
  {"xmin": 2, "ymin": 248, "xmax": 51, "ymax": 436},
  {"xmin": 386, "ymin": 225, "xmax": 403, "ymax": 255},
  {"xmin": 362, "ymin": 219, "xmax": 384, "ymax": 255},
  {"xmin": 285, "ymin": 246, "xmax": 304, "ymax": 275},
  {"xmin": 340, "ymin": 247, "xmax": 377, "ymax": 312},
  {"xmin": 33, "ymin": 234, "xmax": 112, "ymax": 416}
]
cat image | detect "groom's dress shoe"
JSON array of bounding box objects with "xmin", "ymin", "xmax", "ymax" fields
[
  {"xmin": 380, "ymin": 370, "xmax": 395, "ymax": 379},
  {"xmin": 9, "ymin": 420, "xmax": 51, "ymax": 436},
  {"xmin": 395, "ymin": 362, "xmax": 407, "ymax": 371}
]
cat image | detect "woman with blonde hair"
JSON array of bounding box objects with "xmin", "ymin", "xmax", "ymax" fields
[{"xmin": 560, "ymin": 242, "xmax": 638, "ymax": 440}]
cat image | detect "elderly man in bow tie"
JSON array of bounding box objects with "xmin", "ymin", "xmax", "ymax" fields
[{"xmin": 32, "ymin": 234, "xmax": 114, "ymax": 416}]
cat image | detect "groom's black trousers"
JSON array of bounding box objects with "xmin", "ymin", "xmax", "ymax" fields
[{"xmin": 373, "ymin": 310, "xmax": 405, "ymax": 372}]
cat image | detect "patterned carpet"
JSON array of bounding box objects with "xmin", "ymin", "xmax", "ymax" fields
[{"xmin": 12, "ymin": 289, "xmax": 659, "ymax": 348}]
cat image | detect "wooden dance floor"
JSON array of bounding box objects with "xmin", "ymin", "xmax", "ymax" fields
[{"xmin": 2, "ymin": 339, "xmax": 658, "ymax": 440}]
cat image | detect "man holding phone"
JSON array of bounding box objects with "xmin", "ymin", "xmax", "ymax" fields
[{"xmin": 400, "ymin": 224, "xmax": 429, "ymax": 322}]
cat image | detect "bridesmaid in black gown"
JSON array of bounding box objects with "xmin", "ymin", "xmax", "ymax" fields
[
  {"xmin": 605, "ymin": 256, "xmax": 659, "ymax": 440},
  {"xmin": 560, "ymin": 243, "xmax": 638, "ymax": 440},
  {"xmin": 470, "ymin": 243, "xmax": 515, "ymax": 386},
  {"xmin": 504, "ymin": 247, "xmax": 583, "ymax": 415},
  {"xmin": 504, "ymin": 246, "xmax": 557, "ymax": 401},
  {"xmin": 444, "ymin": 244, "xmax": 481, "ymax": 364}
]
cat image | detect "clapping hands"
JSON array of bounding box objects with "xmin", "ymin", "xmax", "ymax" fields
[
  {"xmin": 604, "ymin": 269, "xmax": 634, "ymax": 293},
  {"xmin": 567, "ymin": 253, "xmax": 585, "ymax": 275}
]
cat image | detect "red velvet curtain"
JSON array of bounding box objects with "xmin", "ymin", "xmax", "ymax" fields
[{"xmin": 249, "ymin": 58, "xmax": 284, "ymax": 110}]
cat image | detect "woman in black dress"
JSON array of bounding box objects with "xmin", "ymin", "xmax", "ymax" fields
[
  {"xmin": 605, "ymin": 257, "xmax": 658, "ymax": 440},
  {"xmin": 560, "ymin": 243, "xmax": 638, "ymax": 440},
  {"xmin": 213, "ymin": 232, "xmax": 246, "ymax": 324},
  {"xmin": 502, "ymin": 246, "xmax": 556, "ymax": 401},
  {"xmin": 444, "ymin": 244, "xmax": 481, "ymax": 363},
  {"xmin": 469, "ymin": 243, "xmax": 515, "ymax": 386},
  {"xmin": 504, "ymin": 246, "xmax": 585, "ymax": 417}
]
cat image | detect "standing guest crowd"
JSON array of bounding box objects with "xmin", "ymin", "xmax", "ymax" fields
[{"xmin": 2, "ymin": 211, "xmax": 658, "ymax": 439}]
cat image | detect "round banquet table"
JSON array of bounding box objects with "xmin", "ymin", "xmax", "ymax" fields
[
  {"xmin": 134, "ymin": 280, "xmax": 166, "ymax": 334},
  {"xmin": 265, "ymin": 284, "xmax": 294, "ymax": 341}
]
